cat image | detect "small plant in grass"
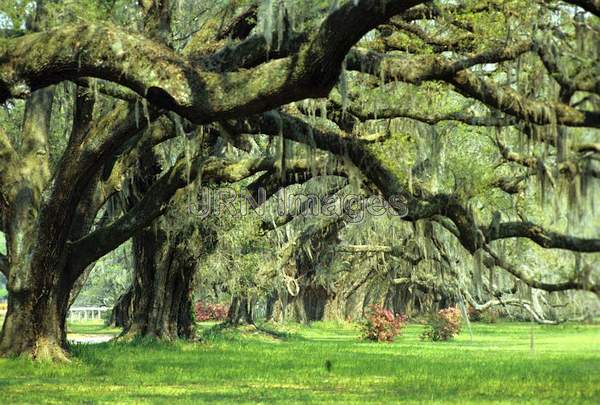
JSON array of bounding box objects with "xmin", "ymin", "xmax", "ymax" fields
[
  {"xmin": 194, "ymin": 302, "xmax": 229, "ymax": 322},
  {"xmin": 421, "ymin": 307, "xmax": 462, "ymax": 341},
  {"xmin": 361, "ymin": 304, "xmax": 407, "ymax": 342}
]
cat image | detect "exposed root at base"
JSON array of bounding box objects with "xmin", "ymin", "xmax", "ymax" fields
[
  {"xmin": 1, "ymin": 338, "xmax": 70, "ymax": 362},
  {"xmin": 32, "ymin": 338, "xmax": 71, "ymax": 362}
]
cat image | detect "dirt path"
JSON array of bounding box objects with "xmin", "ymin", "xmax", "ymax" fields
[{"xmin": 68, "ymin": 334, "xmax": 115, "ymax": 344}]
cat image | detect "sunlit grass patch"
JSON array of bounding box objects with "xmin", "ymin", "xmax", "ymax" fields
[{"xmin": 66, "ymin": 320, "xmax": 120, "ymax": 336}]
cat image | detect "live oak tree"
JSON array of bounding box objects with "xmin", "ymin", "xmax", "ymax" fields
[
  {"xmin": 0, "ymin": 0, "xmax": 599, "ymax": 360},
  {"xmin": 0, "ymin": 0, "xmax": 426, "ymax": 360},
  {"xmin": 113, "ymin": 0, "xmax": 338, "ymax": 338},
  {"xmin": 200, "ymin": 0, "xmax": 600, "ymax": 322}
]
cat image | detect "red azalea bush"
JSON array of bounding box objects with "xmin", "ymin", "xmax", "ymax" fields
[
  {"xmin": 361, "ymin": 304, "xmax": 407, "ymax": 342},
  {"xmin": 421, "ymin": 307, "xmax": 462, "ymax": 341},
  {"xmin": 194, "ymin": 301, "xmax": 229, "ymax": 322}
]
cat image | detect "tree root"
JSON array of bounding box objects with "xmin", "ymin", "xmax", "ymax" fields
[{"xmin": 1, "ymin": 337, "xmax": 70, "ymax": 362}]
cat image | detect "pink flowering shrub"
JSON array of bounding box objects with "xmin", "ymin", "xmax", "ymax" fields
[
  {"xmin": 361, "ymin": 304, "xmax": 407, "ymax": 342},
  {"xmin": 421, "ymin": 307, "xmax": 462, "ymax": 341},
  {"xmin": 194, "ymin": 302, "xmax": 229, "ymax": 322}
]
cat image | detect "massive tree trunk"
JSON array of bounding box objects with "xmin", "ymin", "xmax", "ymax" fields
[
  {"xmin": 0, "ymin": 86, "xmax": 75, "ymax": 360},
  {"xmin": 120, "ymin": 223, "xmax": 197, "ymax": 340},
  {"xmin": 0, "ymin": 184, "xmax": 88, "ymax": 360},
  {"xmin": 0, "ymin": 272, "xmax": 72, "ymax": 361},
  {"xmin": 226, "ymin": 295, "xmax": 255, "ymax": 325},
  {"xmin": 116, "ymin": 145, "xmax": 199, "ymax": 340},
  {"xmin": 113, "ymin": 110, "xmax": 221, "ymax": 339},
  {"xmin": 303, "ymin": 285, "xmax": 330, "ymax": 321},
  {"xmin": 283, "ymin": 283, "xmax": 330, "ymax": 323},
  {"xmin": 288, "ymin": 216, "xmax": 344, "ymax": 323}
]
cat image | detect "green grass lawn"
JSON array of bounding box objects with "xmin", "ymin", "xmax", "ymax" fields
[
  {"xmin": 0, "ymin": 321, "xmax": 598, "ymax": 403},
  {"xmin": 67, "ymin": 320, "xmax": 121, "ymax": 337}
]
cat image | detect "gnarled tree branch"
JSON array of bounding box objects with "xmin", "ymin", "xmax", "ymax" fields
[
  {"xmin": 0, "ymin": 0, "xmax": 424, "ymax": 123},
  {"xmin": 346, "ymin": 42, "xmax": 600, "ymax": 128},
  {"xmin": 483, "ymin": 246, "xmax": 599, "ymax": 294},
  {"xmin": 450, "ymin": 70, "xmax": 600, "ymax": 128},
  {"xmin": 462, "ymin": 289, "xmax": 562, "ymax": 325},
  {"xmin": 68, "ymin": 154, "xmax": 281, "ymax": 272},
  {"xmin": 485, "ymin": 221, "xmax": 600, "ymax": 252}
]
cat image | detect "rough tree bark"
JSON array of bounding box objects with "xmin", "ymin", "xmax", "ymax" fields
[
  {"xmin": 0, "ymin": 87, "xmax": 73, "ymax": 360},
  {"xmin": 120, "ymin": 223, "xmax": 199, "ymax": 340},
  {"xmin": 274, "ymin": 214, "xmax": 346, "ymax": 323},
  {"xmin": 116, "ymin": 144, "xmax": 218, "ymax": 340},
  {"xmin": 110, "ymin": 287, "xmax": 132, "ymax": 328},
  {"xmin": 227, "ymin": 295, "xmax": 255, "ymax": 326}
]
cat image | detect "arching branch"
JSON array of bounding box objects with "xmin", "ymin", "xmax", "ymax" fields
[
  {"xmin": 260, "ymin": 179, "xmax": 348, "ymax": 231},
  {"xmin": 338, "ymin": 244, "xmax": 425, "ymax": 266},
  {"xmin": 246, "ymin": 157, "xmax": 348, "ymax": 207},
  {"xmin": 385, "ymin": 20, "xmax": 475, "ymax": 53},
  {"xmin": 483, "ymin": 246, "xmax": 599, "ymax": 294},
  {"xmin": 216, "ymin": 2, "xmax": 259, "ymax": 41},
  {"xmin": 0, "ymin": 0, "xmax": 424, "ymax": 123},
  {"xmin": 491, "ymin": 175, "xmax": 529, "ymax": 195},
  {"xmin": 461, "ymin": 289, "xmax": 563, "ymax": 325},
  {"xmin": 346, "ymin": 42, "xmax": 600, "ymax": 128},
  {"xmin": 535, "ymin": 41, "xmax": 599, "ymax": 99},
  {"xmin": 494, "ymin": 137, "xmax": 600, "ymax": 179},
  {"xmin": 485, "ymin": 221, "xmax": 600, "ymax": 252},
  {"xmin": 331, "ymin": 96, "xmax": 516, "ymax": 127},
  {"xmin": 68, "ymin": 155, "xmax": 280, "ymax": 273},
  {"xmin": 450, "ymin": 70, "xmax": 600, "ymax": 128},
  {"xmin": 71, "ymin": 78, "xmax": 140, "ymax": 103}
]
